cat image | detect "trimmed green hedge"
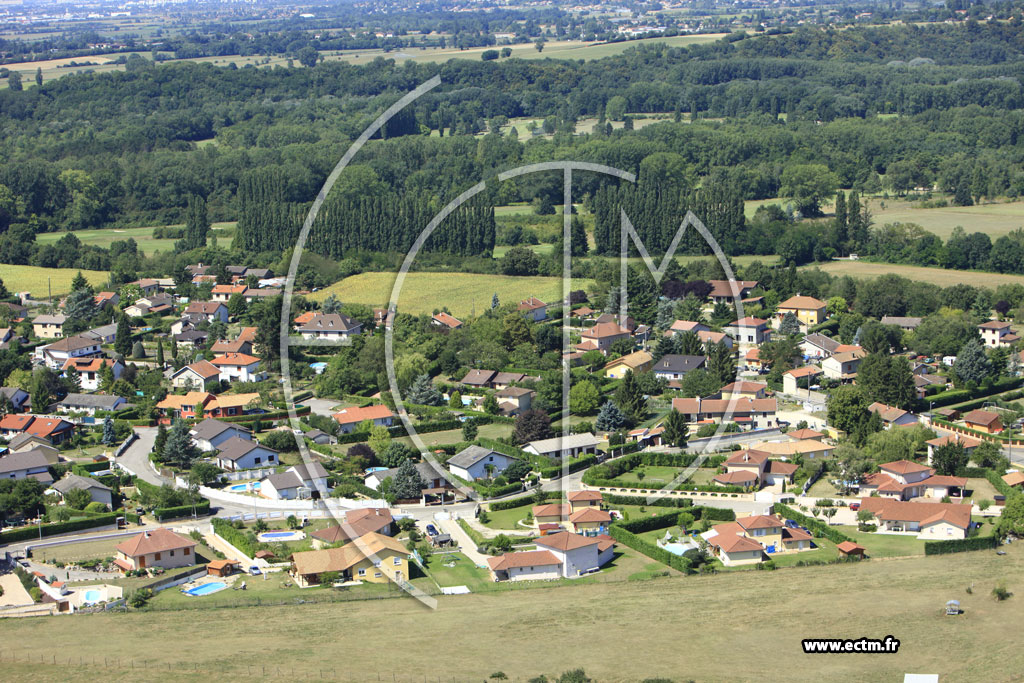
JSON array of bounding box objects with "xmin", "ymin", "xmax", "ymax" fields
[
  {"xmin": 603, "ymin": 494, "xmax": 693, "ymax": 508},
  {"xmin": 1, "ymin": 513, "xmax": 118, "ymax": 544},
  {"xmin": 72, "ymin": 461, "xmax": 111, "ymax": 474},
  {"xmin": 616, "ymin": 509, "xmax": 683, "ymax": 534},
  {"xmin": 153, "ymin": 499, "xmax": 210, "ymax": 521},
  {"xmin": 924, "ymin": 536, "xmax": 999, "ymax": 555},
  {"xmin": 918, "ymin": 378, "xmax": 1023, "ymax": 411},
  {"xmin": 774, "ymin": 503, "xmax": 854, "ymax": 545},
  {"xmin": 539, "ymin": 453, "xmax": 598, "ymax": 479},
  {"xmin": 607, "ymin": 524, "xmax": 692, "ymax": 574},
  {"xmin": 212, "ymin": 517, "xmax": 260, "ymax": 558}
]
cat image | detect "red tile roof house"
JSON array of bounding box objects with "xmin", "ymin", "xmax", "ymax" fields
[
  {"xmin": 867, "ymin": 402, "xmax": 919, "ymax": 429},
  {"xmin": 579, "ymin": 322, "xmax": 631, "ymax": 355},
  {"xmin": 858, "ymin": 459, "xmax": 966, "ymax": 501},
  {"xmin": 708, "ymin": 279, "xmax": 758, "ymax": 305},
  {"xmin": 702, "ymin": 514, "xmax": 814, "ymax": 566},
  {"xmin": 212, "ymin": 353, "xmax": 267, "ymax": 383},
  {"xmin": 925, "ymin": 433, "xmax": 981, "ymax": 466},
  {"xmin": 962, "ymin": 409, "xmax": 1003, "ymax": 434},
  {"xmin": 487, "ymin": 549, "xmax": 563, "ymax": 582},
  {"xmin": 431, "ymin": 312, "xmax": 463, "ymax": 330},
  {"xmin": 518, "ymin": 296, "xmax": 548, "ymax": 322},
  {"xmin": 723, "ymin": 316, "xmax": 771, "ymax": 346},
  {"xmin": 184, "ymin": 301, "xmax": 229, "ymax": 323},
  {"xmin": 978, "ymin": 320, "xmax": 1018, "ymax": 348},
  {"xmin": 170, "ymin": 360, "xmax": 221, "ymax": 390},
  {"xmin": 332, "ymin": 404, "xmax": 396, "ymax": 434},
  {"xmin": 310, "ymin": 508, "xmax": 395, "ymax": 548},
  {"xmin": 0, "ymin": 415, "xmax": 75, "ymax": 445},
  {"xmin": 712, "ymin": 449, "xmax": 798, "ymax": 489},
  {"xmin": 114, "ymin": 528, "xmax": 197, "ymax": 572},
  {"xmin": 295, "ymin": 313, "xmax": 363, "ymax": 341},
  {"xmin": 671, "ymin": 396, "xmax": 778, "ymax": 430},
  {"xmin": 62, "ymin": 357, "xmax": 123, "ymax": 392},
  {"xmin": 533, "ymin": 532, "xmax": 614, "ymax": 577},
  {"xmin": 858, "ymin": 498, "xmax": 973, "ymax": 539}
]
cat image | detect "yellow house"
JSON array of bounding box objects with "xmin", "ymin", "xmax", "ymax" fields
[
  {"xmin": 704, "ymin": 514, "xmax": 814, "ymax": 566},
  {"xmin": 603, "ymin": 350, "xmax": 653, "ymax": 379},
  {"xmin": 567, "ymin": 490, "xmax": 603, "ymax": 513},
  {"xmin": 777, "ymin": 295, "xmax": 828, "ymax": 328},
  {"xmin": 568, "ymin": 507, "xmax": 612, "ymax": 534},
  {"xmin": 290, "ymin": 532, "xmax": 409, "ymax": 587},
  {"xmin": 532, "ymin": 503, "xmax": 570, "ymax": 527}
]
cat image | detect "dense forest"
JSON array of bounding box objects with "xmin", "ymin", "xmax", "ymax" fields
[{"xmin": 2, "ymin": 22, "xmax": 1024, "ymax": 265}]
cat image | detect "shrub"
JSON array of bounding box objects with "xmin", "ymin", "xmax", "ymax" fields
[
  {"xmin": 993, "ymin": 583, "xmax": 1012, "ymax": 601},
  {"xmin": 924, "ymin": 536, "xmax": 998, "ymax": 555}
]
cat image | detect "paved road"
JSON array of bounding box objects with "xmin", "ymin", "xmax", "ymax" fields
[
  {"xmin": 305, "ymin": 398, "xmax": 340, "ymax": 418},
  {"xmin": 436, "ymin": 515, "xmax": 492, "ymax": 567},
  {"xmin": 116, "ymin": 427, "xmax": 164, "ymax": 486}
]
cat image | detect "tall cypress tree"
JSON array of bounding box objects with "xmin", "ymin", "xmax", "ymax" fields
[{"xmin": 114, "ymin": 314, "xmax": 131, "ymax": 357}]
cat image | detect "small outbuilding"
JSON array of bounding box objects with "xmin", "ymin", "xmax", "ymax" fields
[
  {"xmin": 207, "ymin": 559, "xmax": 239, "ymax": 577},
  {"xmin": 836, "ymin": 541, "xmax": 866, "ymax": 559}
]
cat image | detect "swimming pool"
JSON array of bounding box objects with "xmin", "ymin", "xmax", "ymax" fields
[
  {"xmin": 257, "ymin": 530, "xmax": 305, "ymax": 542},
  {"xmin": 227, "ymin": 482, "xmax": 261, "ymax": 493},
  {"xmin": 184, "ymin": 582, "xmax": 227, "ymax": 597},
  {"xmin": 82, "ymin": 589, "xmax": 103, "ymax": 604}
]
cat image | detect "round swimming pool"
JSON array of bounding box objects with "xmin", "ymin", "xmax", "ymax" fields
[{"xmin": 82, "ymin": 589, "xmax": 103, "ymax": 604}]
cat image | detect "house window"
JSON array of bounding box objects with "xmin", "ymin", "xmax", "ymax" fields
[
  {"xmin": 357, "ymin": 568, "xmax": 366, "ymax": 577},
  {"xmin": 170, "ymin": 550, "xmax": 175, "ymax": 557},
  {"xmin": 392, "ymin": 557, "xmax": 401, "ymax": 566},
  {"xmin": 373, "ymin": 560, "xmax": 381, "ymax": 567},
  {"xmin": 254, "ymin": 457, "xmax": 261, "ymax": 465},
  {"xmin": 154, "ymin": 553, "xmax": 161, "ymax": 561},
  {"xmin": 184, "ymin": 548, "xmax": 190, "ymax": 555},
  {"xmin": 374, "ymin": 572, "xmax": 382, "ymax": 578}
]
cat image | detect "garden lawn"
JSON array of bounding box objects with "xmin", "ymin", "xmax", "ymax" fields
[
  {"xmin": 966, "ymin": 477, "xmax": 1000, "ymax": 503},
  {"xmin": 482, "ymin": 502, "xmax": 535, "ymax": 530},
  {"xmin": 836, "ymin": 527, "xmax": 926, "ymax": 557},
  {"xmin": 33, "ymin": 539, "xmax": 123, "ymax": 565},
  {"xmin": 612, "ymin": 466, "xmax": 717, "ymax": 487},
  {"xmin": 416, "ymin": 552, "xmax": 492, "ymax": 590}
]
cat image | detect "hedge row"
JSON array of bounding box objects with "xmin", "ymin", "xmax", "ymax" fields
[
  {"xmin": 211, "ymin": 517, "xmax": 260, "ymax": 558},
  {"xmin": 72, "ymin": 461, "xmax": 111, "ymax": 474},
  {"xmin": 332, "ymin": 416, "xmax": 496, "ymax": 446},
  {"xmin": 216, "ymin": 406, "xmax": 311, "ymax": 424},
  {"xmin": 607, "ymin": 524, "xmax": 692, "ymax": 574},
  {"xmin": 918, "ymin": 378, "xmax": 1023, "ymax": 411},
  {"xmin": 539, "ymin": 453, "xmax": 598, "ymax": 479},
  {"xmin": 615, "ymin": 509, "xmax": 683, "ymax": 534},
  {"xmin": 153, "ymin": 499, "xmax": 211, "ymax": 521},
  {"xmin": 1, "ymin": 513, "xmax": 119, "ymax": 544},
  {"xmin": 923, "ymin": 536, "xmax": 999, "ymax": 555},
  {"xmin": 603, "ymin": 494, "xmax": 693, "ymax": 509},
  {"xmin": 774, "ymin": 503, "xmax": 854, "ymax": 545},
  {"xmin": 984, "ymin": 469, "xmax": 1018, "ymax": 499}
]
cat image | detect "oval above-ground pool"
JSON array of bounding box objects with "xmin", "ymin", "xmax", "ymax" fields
[
  {"xmin": 184, "ymin": 582, "xmax": 227, "ymax": 597},
  {"xmin": 82, "ymin": 589, "xmax": 103, "ymax": 604},
  {"xmin": 256, "ymin": 530, "xmax": 305, "ymax": 542}
]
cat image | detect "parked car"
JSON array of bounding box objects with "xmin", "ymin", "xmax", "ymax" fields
[
  {"xmin": 849, "ymin": 502, "xmax": 861, "ymax": 511},
  {"xmin": 424, "ymin": 524, "xmax": 439, "ymax": 537},
  {"xmin": 248, "ymin": 566, "xmax": 262, "ymax": 576}
]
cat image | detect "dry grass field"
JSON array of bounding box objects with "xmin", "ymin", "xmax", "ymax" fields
[
  {"xmin": 0, "ymin": 544, "xmax": 1021, "ymax": 681},
  {"xmin": 803, "ymin": 260, "xmax": 1024, "ymax": 289},
  {"xmin": 0, "ymin": 264, "xmax": 109, "ymax": 298},
  {"xmin": 309, "ymin": 271, "xmax": 593, "ymax": 317}
]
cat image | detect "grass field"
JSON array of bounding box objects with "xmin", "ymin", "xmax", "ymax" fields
[
  {"xmin": 802, "ymin": 260, "xmax": 1024, "ymax": 289},
  {"xmin": 309, "ymin": 271, "xmax": 593, "ymax": 317},
  {"xmin": 837, "ymin": 526, "xmax": 926, "ymax": 557},
  {"xmin": 33, "ymin": 538, "xmax": 122, "ymax": 564},
  {"xmin": 4, "ymin": 542, "xmax": 1024, "ymax": 681},
  {"xmin": 0, "ymin": 264, "xmax": 109, "ymax": 297},
  {"xmin": 864, "ymin": 197, "xmax": 1024, "ymax": 240},
  {"xmin": 35, "ymin": 223, "xmax": 236, "ymax": 254}
]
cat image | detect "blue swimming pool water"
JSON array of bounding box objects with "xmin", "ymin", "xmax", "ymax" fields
[
  {"xmin": 260, "ymin": 531, "xmax": 297, "ymax": 539},
  {"xmin": 82, "ymin": 589, "xmax": 102, "ymax": 603},
  {"xmin": 227, "ymin": 482, "xmax": 261, "ymax": 492},
  {"xmin": 185, "ymin": 582, "xmax": 226, "ymax": 597}
]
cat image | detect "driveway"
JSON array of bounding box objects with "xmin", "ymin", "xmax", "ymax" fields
[
  {"xmin": 0, "ymin": 571, "xmax": 33, "ymax": 607},
  {"xmin": 116, "ymin": 427, "xmax": 166, "ymax": 486},
  {"xmin": 436, "ymin": 514, "xmax": 492, "ymax": 567},
  {"xmin": 305, "ymin": 398, "xmax": 341, "ymax": 418}
]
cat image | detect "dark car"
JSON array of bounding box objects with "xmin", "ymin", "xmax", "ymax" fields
[{"xmin": 425, "ymin": 524, "xmax": 439, "ymax": 537}]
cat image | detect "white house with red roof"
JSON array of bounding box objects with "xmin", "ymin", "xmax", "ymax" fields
[
  {"xmin": 979, "ymin": 320, "xmax": 1018, "ymax": 348},
  {"xmin": 858, "ymin": 459, "xmax": 966, "ymax": 501},
  {"xmin": 332, "ymin": 404, "xmax": 396, "ymax": 434},
  {"xmin": 212, "ymin": 353, "xmax": 266, "ymax": 383},
  {"xmin": 671, "ymin": 396, "xmax": 778, "ymax": 430},
  {"xmin": 925, "ymin": 433, "xmax": 981, "ymax": 466},
  {"xmin": 431, "ymin": 312, "xmax": 463, "ymax": 330},
  {"xmin": 518, "ymin": 296, "xmax": 548, "ymax": 321},
  {"xmin": 62, "ymin": 357, "xmax": 123, "ymax": 391},
  {"xmin": 858, "ymin": 498, "xmax": 972, "ymax": 539},
  {"xmin": 533, "ymin": 532, "xmax": 614, "ymax": 578},
  {"xmin": 723, "ymin": 316, "xmax": 770, "ymax": 346}
]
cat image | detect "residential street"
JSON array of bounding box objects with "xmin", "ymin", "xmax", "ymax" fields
[{"xmin": 116, "ymin": 427, "xmax": 164, "ymax": 486}]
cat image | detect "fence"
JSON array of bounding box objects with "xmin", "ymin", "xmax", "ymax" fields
[
  {"xmin": 581, "ymin": 483, "xmax": 754, "ymax": 501},
  {"xmin": 219, "ymin": 468, "xmax": 278, "ymax": 483},
  {"xmin": 146, "ymin": 566, "xmax": 208, "ymax": 594},
  {"xmin": 114, "ymin": 432, "xmax": 138, "ymax": 458}
]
